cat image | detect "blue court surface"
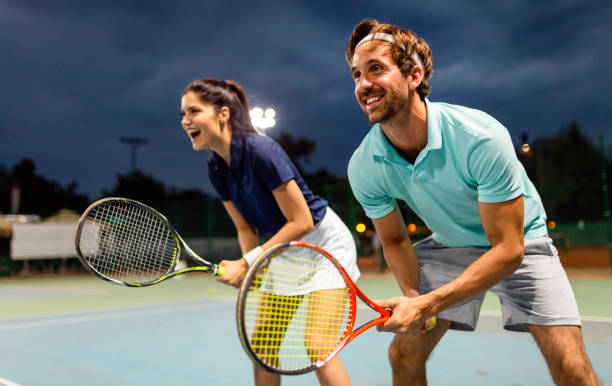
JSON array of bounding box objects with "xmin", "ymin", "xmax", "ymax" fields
[{"xmin": 0, "ymin": 274, "xmax": 610, "ymax": 385}]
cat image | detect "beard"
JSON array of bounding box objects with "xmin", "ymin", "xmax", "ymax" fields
[{"xmin": 364, "ymin": 90, "xmax": 410, "ymax": 124}]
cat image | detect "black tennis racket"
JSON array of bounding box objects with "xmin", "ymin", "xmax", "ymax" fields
[{"xmin": 75, "ymin": 197, "xmax": 224, "ymax": 287}]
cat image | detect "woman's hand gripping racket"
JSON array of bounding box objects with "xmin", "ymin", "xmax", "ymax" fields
[
  {"xmin": 236, "ymin": 241, "xmax": 436, "ymax": 375},
  {"xmin": 75, "ymin": 197, "xmax": 224, "ymax": 287}
]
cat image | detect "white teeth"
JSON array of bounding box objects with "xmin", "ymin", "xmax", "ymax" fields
[{"xmin": 366, "ymin": 96, "xmax": 381, "ymax": 104}]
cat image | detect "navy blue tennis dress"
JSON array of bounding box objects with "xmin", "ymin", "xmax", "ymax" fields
[{"xmin": 208, "ymin": 134, "xmax": 360, "ymax": 282}]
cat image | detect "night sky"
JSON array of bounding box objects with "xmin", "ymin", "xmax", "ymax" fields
[{"xmin": 2, "ymin": 0, "xmax": 611, "ymax": 199}]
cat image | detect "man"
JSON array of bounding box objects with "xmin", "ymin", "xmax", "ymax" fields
[{"xmin": 345, "ymin": 19, "xmax": 600, "ymax": 385}]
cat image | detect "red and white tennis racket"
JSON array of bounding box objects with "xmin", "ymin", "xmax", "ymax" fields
[{"xmin": 236, "ymin": 241, "xmax": 436, "ymax": 374}]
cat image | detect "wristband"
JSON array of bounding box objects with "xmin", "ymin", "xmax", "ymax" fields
[{"xmin": 243, "ymin": 246, "xmax": 263, "ymax": 265}]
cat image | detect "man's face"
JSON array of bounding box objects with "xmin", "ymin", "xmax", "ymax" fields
[{"xmin": 350, "ymin": 43, "xmax": 411, "ymax": 124}]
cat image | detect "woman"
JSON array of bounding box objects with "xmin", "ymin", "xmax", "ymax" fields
[{"xmin": 180, "ymin": 78, "xmax": 360, "ymax": 386}]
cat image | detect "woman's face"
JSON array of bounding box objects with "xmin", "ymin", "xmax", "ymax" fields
[{"xmin": 180, "ymin": 91, "xmax": 224, "ymax": 151}]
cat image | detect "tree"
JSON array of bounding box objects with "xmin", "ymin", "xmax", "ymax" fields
[
  {"xmin": 103, "ymin": 170, "xmax": 167, "ymax": 209},
  {"xmin": 518, "ymin": 122, "xmax": 609, "ymax": 222},
  {"xmin": 103, "ymin": 171, "xmax": 235, "ymax": 237},
  {"xmin": 271, "ymin": 131, "xmax": 316, "ymax": 176},
  {"xmin": 0, "ymin": 158, "xmax": 89, "ymax": 216}
]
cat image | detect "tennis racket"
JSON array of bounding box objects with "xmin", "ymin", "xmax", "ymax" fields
[
  {"xmin": 236, "ymin": 240, "xmax": 436, "ymax": 375},
  {"xmin": 75, "ymin": 197, "xmax": 224, "ymax": 287}
]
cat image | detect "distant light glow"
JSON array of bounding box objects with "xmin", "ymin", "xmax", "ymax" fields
[
  {"xmin": 407, "ymin": 223, "xmax": 417, "ymax": 233},
  {"xmin": 355, "ymin": 223, "xmax": 366, "ymax": 233},
  {"xmin": 521, "ymin": 143, "xmax": 530, "ymax": 153},
  {"xmin": 250, "ymin": 107, "xmax": 276, "ymax": 130},
  {"xmin": 547, "ymin": 220, "xmax": 556, "ymax": 230}
]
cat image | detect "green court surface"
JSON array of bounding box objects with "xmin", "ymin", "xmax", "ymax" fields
[
  {"xmin": 0, "ymin": 273, "xmax": 611, "ymax": 385},
  {"xmin": 2, "ymin": 273, "xmax": 611, "ymax": 319}
]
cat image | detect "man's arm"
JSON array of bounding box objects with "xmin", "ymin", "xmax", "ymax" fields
[
  {"xmin": 378, "ymin": 195, "xmax": 525, "ymax": 334},
  {"xmin": 372, "ymin": 204, "xmax": 420, "ymax": 297}
]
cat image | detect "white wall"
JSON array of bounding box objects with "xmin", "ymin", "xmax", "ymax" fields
[
  {"xmin": 10, "ymin": 223, "xmax": 78, "ymax": 260},
  {"xmin": 9, "ymin": 222, "xmax": 241, "ymax": 261}
]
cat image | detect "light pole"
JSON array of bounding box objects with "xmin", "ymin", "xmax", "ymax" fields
[
  {"xmin": 119, "ymin": 136, "xmax": 149, "ymax": 173},
  {"xmin": 599, "ymin": 132, "xmax": 612, "ymax": 273}
]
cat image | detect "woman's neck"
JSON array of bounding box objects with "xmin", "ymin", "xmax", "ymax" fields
[{"xmin": 211, "ymin": 127, "xmax": 233, "ymax": 166}]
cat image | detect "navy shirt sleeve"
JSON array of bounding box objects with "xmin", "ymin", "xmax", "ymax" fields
[
  {"xmin": 248, "ymin": 138, "xmax": 297, "ymax": 191},
  {"xmin": 205, "ymin": 135, "xmax": 327, "ymax": 236}
]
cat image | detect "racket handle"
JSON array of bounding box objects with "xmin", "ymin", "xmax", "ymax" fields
[
  {"xmin": 216, "ymin": 265, "xmax": 225, "ymax": 276},
  {"xmin": 426, "ymin": 316, "xmax": 437, "ymax": 331},
  {"xmin": 386, "ymin": 310, "xmax": 437, "ymax": 331}
]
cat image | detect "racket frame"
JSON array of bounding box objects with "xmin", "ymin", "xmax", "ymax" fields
[
  {"xmin": 75, "ymin": 197, "xmax": 223, "ymax": 287},
  {"xmin": 236, "ymin": 240, "xmax": 390, "ymax": 375}
]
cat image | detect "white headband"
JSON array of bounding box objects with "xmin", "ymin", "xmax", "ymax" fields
[{"xmin": 355, "ymin": 32, "xmax": 424, "ymax": 71}]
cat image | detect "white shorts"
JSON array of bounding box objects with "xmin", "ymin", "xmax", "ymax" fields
[{"xmin": 261, "ymin": 207, "xmax": 360, "ymax": 296}]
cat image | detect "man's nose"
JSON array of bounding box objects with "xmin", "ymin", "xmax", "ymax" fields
[{"xmin": 356, "ymin": 76, "xmax": 373, "ymax": 96}]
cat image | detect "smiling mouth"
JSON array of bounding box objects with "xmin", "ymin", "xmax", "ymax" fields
[
  {"xmin": 188, "ymin": 130, "xmax": 201, "ymax": 139},
  {"xmin": 366, "ymin": 96, "xmax": 382, "ymax": 104},
  {"xmin": 364, "ymin": 94, "xmax": 383, "ymax": 110}
]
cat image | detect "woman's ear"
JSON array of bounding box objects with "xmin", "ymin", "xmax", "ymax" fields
[{"xmin": 218, "ymin": 106, "xmax": 230, "ymax": 124}]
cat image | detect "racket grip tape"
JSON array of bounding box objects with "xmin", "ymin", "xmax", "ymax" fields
[
  {"xmin": 386, "ymin": 309, "xmax": 437, "ymax": 331},
  {"xmin": 426, "ymin": 316, "xmax": 437, "ymax": 331},
  {"xmin": 216, "ymin": 265, "xmax": 225, "ymax": 276}
]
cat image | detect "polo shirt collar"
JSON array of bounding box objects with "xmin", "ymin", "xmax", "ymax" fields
[
  {"xmin": 228, "ymin": 135, "xmax": 244, "ymax": 170},
  {"xmin": 371, "ymin": 98, "xmax": 442, "ymax": 162},
  {"xmin": 210, "ymin": 135, "xmax": 244, "ymax": 171},
  {"xmin": 424, "ymin": 98, "xmax": 442, "ymax": 152}
]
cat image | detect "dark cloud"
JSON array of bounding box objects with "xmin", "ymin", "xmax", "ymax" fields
[{"xmin": 1, "ymin": 0, "xmax": 610, "ymax": 199}]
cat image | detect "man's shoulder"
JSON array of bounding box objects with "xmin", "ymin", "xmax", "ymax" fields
[
  {"xmin": 432, "ymin": 100, "xmax": 494, "ymax": 121},
  {"xmin": 431, "ymin": 100, "xmax": 502, "ymax": 138}
]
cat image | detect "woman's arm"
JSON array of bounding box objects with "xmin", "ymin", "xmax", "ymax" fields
[
  {"xmin": 222, "ymin": 200, "xmax": 259, "ymax": 254},
  {"xmin": 216, "ymin": 179, "xmax": 315, "ymax": 287},
  {"xmin": 216, "ymin": 200, "xmax": 258, "ymax": 287},
  {"xmin": 261, "ymin": 179, "xmax": 314, "ymax": 250}
]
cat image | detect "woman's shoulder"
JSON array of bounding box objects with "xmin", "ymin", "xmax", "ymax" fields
[
  {"xmin": 244, "ymin": 134, "xmax": 278, "ymax": 147},
  {"xmin": 243, "ymin": 135, "xmax": 285, "ymax": 159}
]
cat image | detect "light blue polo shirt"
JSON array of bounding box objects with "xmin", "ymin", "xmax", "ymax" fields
[{"xmin": 348, "ymin": 99, "xmax": 548, "ymax": 247}]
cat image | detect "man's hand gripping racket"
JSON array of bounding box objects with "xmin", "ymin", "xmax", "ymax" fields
[
  {"xmin": 376, "ymin": 296, "xmax": 437, "ymax": 335},
  {"xmin": 236, "ymin": 241, "xmax": 435, "ymax": 375}
]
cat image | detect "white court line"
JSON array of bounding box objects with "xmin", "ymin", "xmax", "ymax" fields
[
  {"xmin": 0, "ymin": 286, "xmax": 109, "ymax": 295},
  {"xmin": 3, "ymin": 302, "xmax": 610, "ymax": 332},
  {"xmin": 0, "ymin": 301, "xmax": 232, "ymax": 331},
  {"xmin": 0, "ymin": 377, "xmax": 22, "ymax": 386}
]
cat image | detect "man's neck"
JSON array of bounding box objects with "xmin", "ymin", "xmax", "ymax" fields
[{"xmin": 380, "ymin": 96, "xmax": 428, "ymax": 164}]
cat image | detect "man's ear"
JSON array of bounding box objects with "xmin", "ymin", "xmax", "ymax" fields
[{"xmin": 409, "ymin": 65, "xmax": 423, "ymax": 90}]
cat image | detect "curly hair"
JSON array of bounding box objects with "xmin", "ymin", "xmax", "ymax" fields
[{"xmin": 346, "ymin": 19, "xmax": 434, "ymax": 100}]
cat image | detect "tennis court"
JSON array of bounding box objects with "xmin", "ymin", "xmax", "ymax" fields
[{"xmin": 1, "ymin": 272, "xmax": 611, "ymax": 385}]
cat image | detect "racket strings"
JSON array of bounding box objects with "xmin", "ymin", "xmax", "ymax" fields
[
  {"xmin": 79, "ymin": 200, "xmax": 178, "ymax": 284},
  {"xmin": 243, "ymin": 245, "xmax": 353, "ymax": 372}
]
